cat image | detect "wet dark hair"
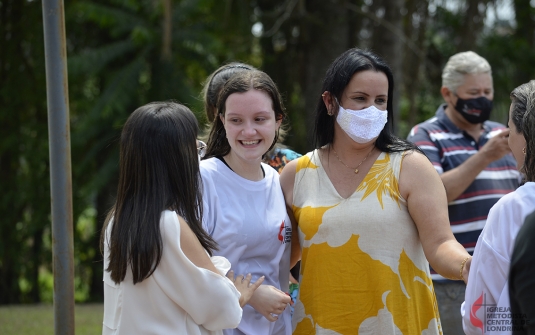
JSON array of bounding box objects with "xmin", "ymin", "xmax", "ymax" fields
[
  {"xmin": 510, "ymin": 80, "xmax": 535, "ymax": 182},
  {"xmin": 313, "ymin": 48, "xmax": 422, "ymax": 154},
  {"xmin": 102, "ymin": 101, "xmax": 217, "ymax": 284},
  {"xmin": 202, "ymin": 62, "xmax": 256, "ymax": 122},
  {"xmin": 204, "ymin": 70, "xmax": 287, "ymax": 160}
]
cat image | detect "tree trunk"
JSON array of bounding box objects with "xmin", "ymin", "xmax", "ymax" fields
[
  {"xmin": 458, "ymin": 0, "xmax": 492, "ymax": 51},
  {"xmin": 403, "ymin": 0, "xmax": 429, "ymax": 134},
  {"xmin": 301, "ymin": 0, "xmax": 350, "ymax": 149},
  {"xmin": 369, "ymin": 0, "xmax": 404, "ymax": 135},
  {"xmin": 513, "ymin": 0, "xmax": 535, "ymax": 84},
  {"xmin": 161, "ymin": 0, "xmax": 172, "ymax": 61},
  {"xmin": 258, "ymin": 0, "xmax": 350, "ymax": 152}
]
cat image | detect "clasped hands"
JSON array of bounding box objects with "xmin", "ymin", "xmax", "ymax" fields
[{"xmin": 226, "ymin": 270, "xmax": 293, "ymax": 322}]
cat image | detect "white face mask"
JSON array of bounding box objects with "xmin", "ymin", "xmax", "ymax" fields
[{"xmin": 336, "ymin": 104, "xmax": 388, "ymax": 143}]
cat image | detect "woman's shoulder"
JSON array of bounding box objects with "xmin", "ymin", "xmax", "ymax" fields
[
  {"xmin": 200, "ymin": 157, "xmax": 219, "ymax": 170},
  {"xmin": 262, "ymin": 161, "xmax": 285, "ymax": 185},
  {"xmin": 490, "ymin": 182, "xmax": 535, "ymax": 213},
  {"xmin": 299, "ymin": 149, "xmax": 319, "ymax": 165},
  {"xmin": 397, "ymin": 149, "xmax": 441, "ymax": 192},
  {"xmin": 479, "ymin": 187, "xmax": 534, "ymax": 256},
  {"xmin": 393, "ymin": 149, "xmax": 428, "ymax": 167},
  {"xmin": 160, "ymin": 210, "xmax": 180, "ymax": 233},
  {"xmin": 199, "ymin": 157, "xmax": 225, "ymax": 180},
  {"xmin": 518, "ymin": 181, "xmax": 535, "ymax": 195},
  {"xmin": 261, "ymin": 161, "xmax": 277, "ymax": 178},
  {"xmin": 483, "ymin": 184, "xmax": 535, "ymax": 237},
  {"xmin": 160, "ymin": 211, "xmax": 202, "ymax": 255}
]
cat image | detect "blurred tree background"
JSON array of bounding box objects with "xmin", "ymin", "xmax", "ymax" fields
[{"xmin": 1, "ymin": 0, "xmax": 534, "ymax": 304}]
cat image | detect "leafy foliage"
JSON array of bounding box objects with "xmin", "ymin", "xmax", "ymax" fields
[
  {"xmin": 1, "ymin": 0, "xmax": 534, "ymax": 303},
  {"xmin": 65, "ymin": 0, "xmax": 258, "ymax": 301},
  {"xmin": 0, "ymin": 0, "xmax": 50, "ymax": 303}
]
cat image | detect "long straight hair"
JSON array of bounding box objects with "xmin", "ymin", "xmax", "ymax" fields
[
  {"xmin": 313, "ymin": 48, "xmax": 422, "ymax": 154},
  {"xmin": 101, "ymin": 101, "xmax": 217, "ymax": 284}
]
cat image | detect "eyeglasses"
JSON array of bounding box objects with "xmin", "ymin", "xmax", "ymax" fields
[{"xmin": 197, "ymin": 140, "xmax": 207, "ymax": 158}]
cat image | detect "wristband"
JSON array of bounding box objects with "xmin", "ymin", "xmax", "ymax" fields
[{"xmin": 459, "ymin": 256, "xmax": 471, "ymax": 281}]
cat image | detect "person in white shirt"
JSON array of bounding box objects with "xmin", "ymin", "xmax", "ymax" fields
[
  {"xmin": 201, "ymin": 70, "xmax": 293, "ymax": 335},
  {"xmin": 101, "ymin": 101, "xmax": 263, "ymax": 335},
  {"xmin": 462, "ymin": 80, "xmax": 535, "ymax": 335}
]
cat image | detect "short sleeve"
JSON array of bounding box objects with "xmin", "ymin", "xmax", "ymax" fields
[
  {"xmin": 200, "ymin": 167, "xmax": 216, "ymax": 236},
  {"xmin": 407, "ymin": 124, "xmax": 443, "ymax": 174}
]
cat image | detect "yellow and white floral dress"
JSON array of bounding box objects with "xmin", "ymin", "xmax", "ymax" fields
[{"xmin": 291, "ymin": 150, "xmax": 441, "ymax": 335}]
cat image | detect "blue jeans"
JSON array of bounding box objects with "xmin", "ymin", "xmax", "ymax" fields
[{"xmin": 434, "ymin": 281, "xmax": 466, "ymax": 335}]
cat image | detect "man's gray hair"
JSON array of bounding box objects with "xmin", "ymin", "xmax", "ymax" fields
[{"xmin": 442, "ymin": 51, "xmax": 492, "ymax": 92}]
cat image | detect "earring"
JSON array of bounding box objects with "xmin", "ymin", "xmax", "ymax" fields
[
  {"xmin": 523, "ymin": 147, "xmax": 526, "ymax": 155},
  {"xmin": 322, "ymin": 92, "xmax": 333, "ymax": 116}
]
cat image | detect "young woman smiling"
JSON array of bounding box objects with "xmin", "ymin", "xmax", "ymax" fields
[{"xmin": 201, "ymin": 70, "xmax": 293, "ymax": 335}]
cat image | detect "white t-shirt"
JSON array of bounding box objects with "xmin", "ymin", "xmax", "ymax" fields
[
  {"xmin": 462, "ymin": 182, "xmax": 535, "ymax": 335},
  {"xmin": 201, "ymin": 157, "xmax": 292, "ymax": 335},
  {"xmin": 102, "ymin": 210, "xmax": 242, "ymax": 335}
]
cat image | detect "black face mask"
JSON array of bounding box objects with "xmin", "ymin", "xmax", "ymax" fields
[{"xmin": 454, "ymin": 96, "xmax": 493, "ymax": 124}]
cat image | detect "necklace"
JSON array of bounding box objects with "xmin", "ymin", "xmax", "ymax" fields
[{"xmin": 331, "ymin": 145, "xmax": 374, "ymax": 174}]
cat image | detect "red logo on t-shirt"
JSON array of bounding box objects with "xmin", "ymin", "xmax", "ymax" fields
[
  {"xmin": 470, "ymin": 292, "xmax": 484, "ymax": 334},
  {"xmin": 278, "ymin": 220, "xmax": 291, "ymax": 244},
  {"xmin": 278, "ymin": 221, "xmax": 285, "ymax": 242}
]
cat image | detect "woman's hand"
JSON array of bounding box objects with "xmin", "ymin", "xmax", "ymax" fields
[
  {"xmin": 247, "ymin": 284, "xmax": 293, "ymax": 322},
  {"xmin": 226, "ymin": 271, "xmax": 264, "ymax": 308}
]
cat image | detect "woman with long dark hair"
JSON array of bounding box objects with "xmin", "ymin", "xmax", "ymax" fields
[
  {"xmin": 101, "ymin": 101, "xmax": 262, "ymax": 335},
  {"xmin": 280, "ymin": 48, "xmax": 471, "ymax": 334},
  {"xmin": 201, "ymin": 70, "xmax": 293, "ymax": 335}
]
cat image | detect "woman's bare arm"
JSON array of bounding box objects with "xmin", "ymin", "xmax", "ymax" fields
[{"xmin": 399, "ymin": 152, "xmax": 471, "ymax": 281}]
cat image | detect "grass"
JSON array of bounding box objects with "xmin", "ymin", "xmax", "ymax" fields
[{"xmin": 0, "ymin": 303, "xmax": 103, "ymax": 335}]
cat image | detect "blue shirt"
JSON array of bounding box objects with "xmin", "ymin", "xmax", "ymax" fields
[
  {"xmin": 266, "ymin": 147, "xmax": 302, "ymax": 174},
  {"xmin": 407, "ymin": 105, "xmax": 520, "ymax": 280}
]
